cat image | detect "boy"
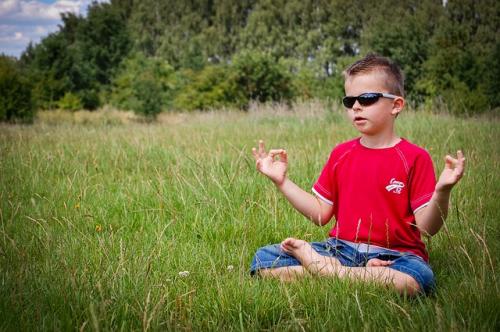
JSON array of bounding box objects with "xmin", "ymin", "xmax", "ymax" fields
[{"xmin": 250, "ymin": 54, "xmax": 465, "ymax": 296}]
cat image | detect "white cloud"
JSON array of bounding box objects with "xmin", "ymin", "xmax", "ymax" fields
[
  {"xmin": 0, "ymin": 0, "xmax": 84, "ymax": 22},
  {"xmin": 35, "ymin": 25, "xmax": 48, "ymax": 34},
  {"xmin": 17, "ymin": 0, "xmax": 82, "ymax": 21},
  {"xmin": 0, "ymin": 0, "xmax": 110, "ymax": 57},
  {"xmin": 13, "ymin": 32, "xmax": 24, "ymax": 40},
  {"xmin": 0, "ymin": 1, "xmax": 20, "ymax": 17}
]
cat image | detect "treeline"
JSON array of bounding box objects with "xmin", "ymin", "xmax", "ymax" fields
[{"xmin": 1, "ymin": 0, "xmax": 499, "ymax": 122}]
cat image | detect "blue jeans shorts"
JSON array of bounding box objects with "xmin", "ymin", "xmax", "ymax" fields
[{"xmin": 250, "ymin": 238, "xmax": 436, "ymax": 294}]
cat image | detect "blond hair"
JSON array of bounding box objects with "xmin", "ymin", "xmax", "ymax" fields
[{"xmin": 343, "ymin": 53, "xmax": 405, "ymax": 97}]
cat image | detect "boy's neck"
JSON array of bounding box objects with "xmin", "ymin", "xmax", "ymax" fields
[{"xmin": 359, "ymin": 134, "xmax": 401, "ymax": 149}]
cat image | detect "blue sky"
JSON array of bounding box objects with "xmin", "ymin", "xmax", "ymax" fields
[{"xmin": 0, "ymin": 0, "xmax": 109, "ymax": 58}]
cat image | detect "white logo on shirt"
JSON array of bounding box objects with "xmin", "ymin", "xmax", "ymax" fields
[{"xmin": 385, "ymin": 178, "xmax": 405, "ymax": 194}]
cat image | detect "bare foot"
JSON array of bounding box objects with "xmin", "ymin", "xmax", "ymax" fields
[
  {"xmin": 281, "ymin": 238, "xmax": 341, "ymax": 276},
  {"xmin": 280, "ymin": 238, "xmax": 310, "ymax": 256},
  {"xmin": 366, "ymin": 258, "xmax": 393, "ymax": 267}
]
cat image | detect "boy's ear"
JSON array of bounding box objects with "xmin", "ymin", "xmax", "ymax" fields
[{"xmin": 391, "ymin": 97, "xmax": 405, "ymax": 116}]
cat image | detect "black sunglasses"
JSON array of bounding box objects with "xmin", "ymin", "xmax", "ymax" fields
[{"xmin": 342, "ymin": 92, "xmax": 398, "ymax": 108}]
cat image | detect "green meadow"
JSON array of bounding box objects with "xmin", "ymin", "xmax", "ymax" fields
[{"xmin": 1, "ymin": 104, "xmax": 499, "ymax": 331}]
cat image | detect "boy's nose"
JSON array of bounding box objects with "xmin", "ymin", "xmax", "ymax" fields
[{"xmin": 352, "ymin": 101, "xmax": 363, "ymax": 111}]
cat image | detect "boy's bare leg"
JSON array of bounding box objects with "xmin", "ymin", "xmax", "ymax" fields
[
  {"xmin": 257, "ymin": 252, "xmax": 390, "ymax": 280},
  {"xmin": 258, "ymin": 265, "xmax": 306, "ymax": 281},
  {"xmin": 281, "ymin": 238, "xmax": 421, "ymax": 296}
]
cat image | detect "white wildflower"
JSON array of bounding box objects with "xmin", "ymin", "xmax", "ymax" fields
[
  {"xmin": 178, "ymin": 271, "xmax": 190, "ymax": 278},
  {"xmin": 227, "ymin": 265, "xmax": 234, "ymax": 272}
]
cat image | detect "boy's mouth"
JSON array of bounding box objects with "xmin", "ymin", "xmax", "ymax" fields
[{"xmin": 354, "ymin": 116, "xmax": 367, "ymax": 121}]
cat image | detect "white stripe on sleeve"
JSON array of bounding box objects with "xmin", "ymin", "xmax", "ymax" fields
[
  {"xmin": 413, "ymin": 201, "xmax": 430, "ymax": 214},
  {"xmin": 312, "ymin": 187, "xmax": 334, "ymax": 205}
]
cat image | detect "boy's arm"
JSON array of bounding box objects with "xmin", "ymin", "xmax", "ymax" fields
[
  {"xmin": 252, "ymin": 140, "xmax": 334, "ymax": 226},
  {"xmin": 415, "ymin": 151, "xmax": 465, "ymax": 236},
  {"xmin": 276, "ymin": 178, "xmax": 334, "ymax": 226}
]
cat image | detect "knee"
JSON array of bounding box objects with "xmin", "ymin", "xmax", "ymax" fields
[{"xmin": 395, "ymin": 274, "xmax": 421, "ymax": 296}]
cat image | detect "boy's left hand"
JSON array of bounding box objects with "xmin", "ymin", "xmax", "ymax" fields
[{"xmin": 436, "ymin": 150, "xmax": 465, "ymax": 192}]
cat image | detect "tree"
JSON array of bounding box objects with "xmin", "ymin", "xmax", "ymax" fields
[
  {"xmin": 0, "ymin": 55, "xmax": 34, "ymax": 122},
  {"xmin": 173, "ymin": 65, "xmax": 233, "ymax": 111},
  {"xmin": 361, "ymin": 0, "xmax": 443, "ymax": 100},
  {"xmin": 416, "ymin": 0, "xmax": 499, "ymax": 113},
  {"xmin": 110, "ymin": 53, "xmax": 174, "ymax": 117},
  {"xmin": 228, "ymin": 51, "xmax": 294, "ymax": 107},
  {"xmin": 21, "ymin": 2, "xmax": 131, "ymax": 110},
  {"xmin": 73, "ymin": 1, "xmax": 131, "ymax": 108}
]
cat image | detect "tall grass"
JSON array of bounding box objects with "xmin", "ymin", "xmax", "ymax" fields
[{"xmin": 0, "ymin": 103, "xmax": 499, "ymax": 331}]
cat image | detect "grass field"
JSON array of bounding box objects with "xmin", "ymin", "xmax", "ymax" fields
[{"xmin": 1, "ymin": 103, "xmax": 499, "ymax": 331}]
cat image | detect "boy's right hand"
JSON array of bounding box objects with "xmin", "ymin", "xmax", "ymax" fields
[{"xmin": 252, "ymin": 140, "xmax": 288, "ymax": 186}]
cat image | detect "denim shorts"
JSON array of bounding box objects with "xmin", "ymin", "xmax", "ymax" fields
[{"xmin": 250, "ymin": 238, "xmax": 436, "ymax": 294}]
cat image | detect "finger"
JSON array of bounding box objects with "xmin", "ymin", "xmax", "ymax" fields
[
  {"xmin": 256, "ymin": 159, "xmax": 262, "ymax": 170},
  {"xmin": 280, "ymin": 242, "xmax": 290, "ymax": 253},
  {"xmin": 455, "ymin": 150, "xmax": 466, "ymax": 176},
  {"xmin": 281, "ymin": 150, "xmax": 288, "ymax": 163},
  {"xmin": 444, "ymin": 155, "xmax": 457, "ymax": 168},
  {"xmin": 281, "ymin": 237, "xmax": 295, "ymax": 250},
  {"xmin": 269, "ymin": 149, "xmax": 288, "ymax": 162},
  {"xmin": 457, "ymin": 150, "xmax": 466, "ymax": 166},
  {"xmin": 251, "ymin": 147, "xmax": 259, "ymax": 160},
  {"xmin": 269, "ymin": 149, "xmax": 285, "ymax": 159},
  {"xmin": 258, "ymin": 140, "xmax": 266, "ymax": 157}
]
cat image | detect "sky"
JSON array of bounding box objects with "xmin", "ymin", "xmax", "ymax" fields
[{"xmin": 0, "ymin": 0, "xmax": 109, "ymax": 58}]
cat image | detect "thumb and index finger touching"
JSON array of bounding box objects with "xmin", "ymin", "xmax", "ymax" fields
[
  {"xmin": 269, "ymin": 149, "xmax": 288, "ymax": 162},
  {"xmin": 251, "ymin": 139, "xmax": 287, "ymax": 161}
]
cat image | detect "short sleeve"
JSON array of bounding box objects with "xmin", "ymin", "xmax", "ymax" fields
[
  {"xmin": 312, "ymin": 150, "xmax": 337, "ymax": 206},
  {"xmin": 409, "ymin": 151, "xmax": 436, "ymax": 213}
]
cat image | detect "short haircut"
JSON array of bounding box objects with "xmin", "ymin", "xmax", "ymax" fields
[{"xmin": 343, "ymin": 53, "xmax": 405, "ymax": 97}]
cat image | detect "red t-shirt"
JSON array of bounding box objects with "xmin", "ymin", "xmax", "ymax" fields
[{"xmin": 312, "ymin": 138, "xmax": 436, "ymax": 261}]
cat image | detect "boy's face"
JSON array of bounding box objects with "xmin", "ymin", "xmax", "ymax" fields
[{"xmin": 344, "ymin": 71, "xmax": 404, "ymax": 137}]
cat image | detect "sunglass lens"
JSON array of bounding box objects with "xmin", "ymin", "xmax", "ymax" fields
[
  {"xmin": 357, "ymin": 93, "xmax": 380, "ymax": 106},
  {"xmin": 342, "ymin": 96, "xmax": 356, "ymax": 108}
]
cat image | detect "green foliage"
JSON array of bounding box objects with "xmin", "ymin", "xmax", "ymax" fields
[
  {"xmin": 361, "ymin": 0, "xmax": 443, "ymax": 99},
  {"xmin": 21, "ymin": 32, "xmax": 75, "ymax": 109},
  {"xmin": 174, "ymin": 52, "xmax": 296, "ymax": 111},
  {"xmin": 228, "ymin": 51, "xmax": 294, "ymax": 108},
  {"xmin": 173, "ymin": 66, "xmax": 234, "ymax": 111},
  {"xmin": 240, "ymin": 0, "xmax": 362, "ymax": 71},
  {"xmin": 130, "ymin": 0, "xmax": 255, "ymax": 68},
  {"xmin": 0, "ymin": 55, "xmax": 34, "ymax": 122},
  {"xmin": 415, "ymin": 0, "xmax": 500, "ymax": 114},
  {"xmin": 484, "ymin": 42, "xmax": 500, "ymax": 108},
  {"xmin": 110, "ymin": 53, "xmax": 174, "ymax": 117},
  {"xmin": 284, "ymin": 59, "xmax": 345, "ymax": 101},
  {"xmin": 57, "ymin": 92, "xmax": 83, "ymax": 111},
  {"xmin": 75, "ymin": 2, "xmax": 131, "ymax": 88},
  {"xmin": 78, "ymin": 89, "xmax": 100, "ymax": 110},
  {"xmin": 21, "ymin": 2, "xmax": 131, "ymax": 110},
  {"xmin": 14, "ymin": 0, "xmax": 500, "ymax": 116},
  {"xmin": 441, "ymin": 78, "xmax": 490, "ymax": 116}
]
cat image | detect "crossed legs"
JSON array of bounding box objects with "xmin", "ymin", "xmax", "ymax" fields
[{"xmin": 258, "ymin": 238, "xmax": 421, "ymax": 296}]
